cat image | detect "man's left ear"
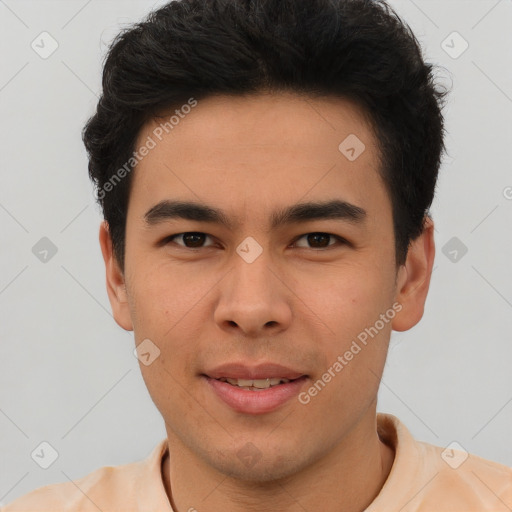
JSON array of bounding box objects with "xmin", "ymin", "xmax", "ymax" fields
[{"xmin": 392, "ymin": 216, "xmax": 435, "ymax": 332}]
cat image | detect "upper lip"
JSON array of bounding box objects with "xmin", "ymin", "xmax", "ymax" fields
[{"xmin": 204, "ymin": 362, "xmax": 307, "ymax": 380}]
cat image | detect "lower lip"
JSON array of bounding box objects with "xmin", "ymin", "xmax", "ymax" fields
[{"xmin": 203, "ymin": 376, "xmax": 308, "ymax": 414}]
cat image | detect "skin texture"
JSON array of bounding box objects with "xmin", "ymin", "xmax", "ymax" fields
[{"xmin": 99, "ymin": 92, "xmax": 435, "ymax": 512}]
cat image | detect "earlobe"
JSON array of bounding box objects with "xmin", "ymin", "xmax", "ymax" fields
[
  {"xmin": 98, "ymin": 221, "xmax": 134, "ymax": 331},
  {"xmin": 391, "ymin": 216, "xmax": 435, "ymax": 332}
]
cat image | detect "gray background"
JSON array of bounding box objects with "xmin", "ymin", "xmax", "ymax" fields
[{"xmin": 1, "ymin": 0, "xmax": 511, "ymax": 505}]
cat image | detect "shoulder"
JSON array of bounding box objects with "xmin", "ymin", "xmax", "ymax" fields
[
  {"xmin": 373, "ymin": 413, "xmax": 512, "ymax": 511},
  {"xmin": 1, "ymin": 441, "xmax": 168, "ymax": 512},
  {"xmin": 418, "ymin": 439, "xmax": 512, "ymax": 509},
  {"xmin": 1, "ymin": 465, "xmax": 125, "ymax": 512}
]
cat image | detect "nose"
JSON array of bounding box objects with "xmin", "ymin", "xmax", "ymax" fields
[{"xmin": 213, "ymin": 249, "xmax": 293, "ymax": 337}]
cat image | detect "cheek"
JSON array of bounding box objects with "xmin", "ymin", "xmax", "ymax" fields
[
  {"xmin": 128, "ymin": 264, "xmax": 215, "ymax": 368},
  {"xmin": 130, "ymin": 260, "xmax": 201, "ymax": 318},
  {"xmin": 292, "ymin": 260, "xmax": 396, "ymax": 386},
  {"xmin": 296, "ymin": 258, "xmax": 392, "ymax": 324}
]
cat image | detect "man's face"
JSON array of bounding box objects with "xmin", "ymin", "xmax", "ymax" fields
[{"xmin": 104, "ymin": 92, "xmax": 421, "ymax": 481}]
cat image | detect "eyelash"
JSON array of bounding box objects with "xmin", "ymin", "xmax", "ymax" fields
[{"xmin": 161, "ymin": 232, "xmax": 350, "ymax": 250}]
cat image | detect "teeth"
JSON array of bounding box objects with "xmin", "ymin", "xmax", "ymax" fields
[{"xmin": 218, "ymin": 377, "xmax": 291, "ymax": 389}]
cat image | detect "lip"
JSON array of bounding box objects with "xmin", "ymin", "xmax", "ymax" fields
[
  {"xmin": 203, "ymin": 374, "xmax": 308, "ymax": 414},
  {"xmin": 203, "ymin": 362, "xmax": 307, "ymax": 380}
]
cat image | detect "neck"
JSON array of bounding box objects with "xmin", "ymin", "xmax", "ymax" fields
[{"xmin": 161, "ymin": 408, "xmax": 394, "ymax": 512}]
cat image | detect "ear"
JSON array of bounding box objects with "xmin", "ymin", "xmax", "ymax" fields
[
  {"xmin": 98, "ymin": 220, "xmax": 133, "ymax": 331},
  {"xmin": 391, "ymin": 216, "xmax": 435, "ymax": 332}
]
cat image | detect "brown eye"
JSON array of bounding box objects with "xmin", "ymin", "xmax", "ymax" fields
[
  {"xmin": 293, "ymin": 232, "xmax": 346, "ymax": 249},
  {"xmin": 165, "ymin": 232, "xmax": 215, "ymax": 248}
]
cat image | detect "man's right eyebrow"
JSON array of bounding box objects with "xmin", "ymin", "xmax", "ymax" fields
[{"xmin": 143, "ymin": 200, "xmax": 235, "ymax": 229}]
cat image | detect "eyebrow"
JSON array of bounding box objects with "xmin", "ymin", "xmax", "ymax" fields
[{"xmin": 143, "ymin": 199, "xmax": 366, "ymax": 230}]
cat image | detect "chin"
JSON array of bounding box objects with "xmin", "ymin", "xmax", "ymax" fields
[{"xmin": 205, "ymin": 447, "xmax": 310, "ymax": 484}]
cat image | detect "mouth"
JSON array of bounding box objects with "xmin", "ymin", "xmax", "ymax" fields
[
  {"xmin": 201, "ymin": 362, "xmax": 309, "ymax": 414},
  {"xmin": 214, "ymin": 376, "xmax": 298, "ymax": 391}
]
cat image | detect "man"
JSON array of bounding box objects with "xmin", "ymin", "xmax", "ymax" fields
[{"xmin": 3, "ymin": 0, "xmax": 511, "ymax": 510}]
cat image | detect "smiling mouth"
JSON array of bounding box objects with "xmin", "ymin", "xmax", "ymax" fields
[
  {"xmin": 215, "ymin": 377, "xmax": 297, "ymax": 390},
  {"xmin": 204, "ymin": 374, "xmax": 309, "ymax": 414}
]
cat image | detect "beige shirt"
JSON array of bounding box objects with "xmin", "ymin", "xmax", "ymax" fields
[{"xmin": 3, "ymin": 413, "xmax": 511, "ymax": 511}]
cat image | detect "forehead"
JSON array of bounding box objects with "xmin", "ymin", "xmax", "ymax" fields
[{"xmin": 128, "ymin": 92, "xmax": 388, "ymax": 225}]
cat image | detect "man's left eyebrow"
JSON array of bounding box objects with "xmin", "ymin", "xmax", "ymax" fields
[
  {"xmin": 143, "ymin": 199, "xmax": 366, "ymax": 229},
  {"xmin": 270, "ymin": 199, "xmax": 366, "ymax": 228}
]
